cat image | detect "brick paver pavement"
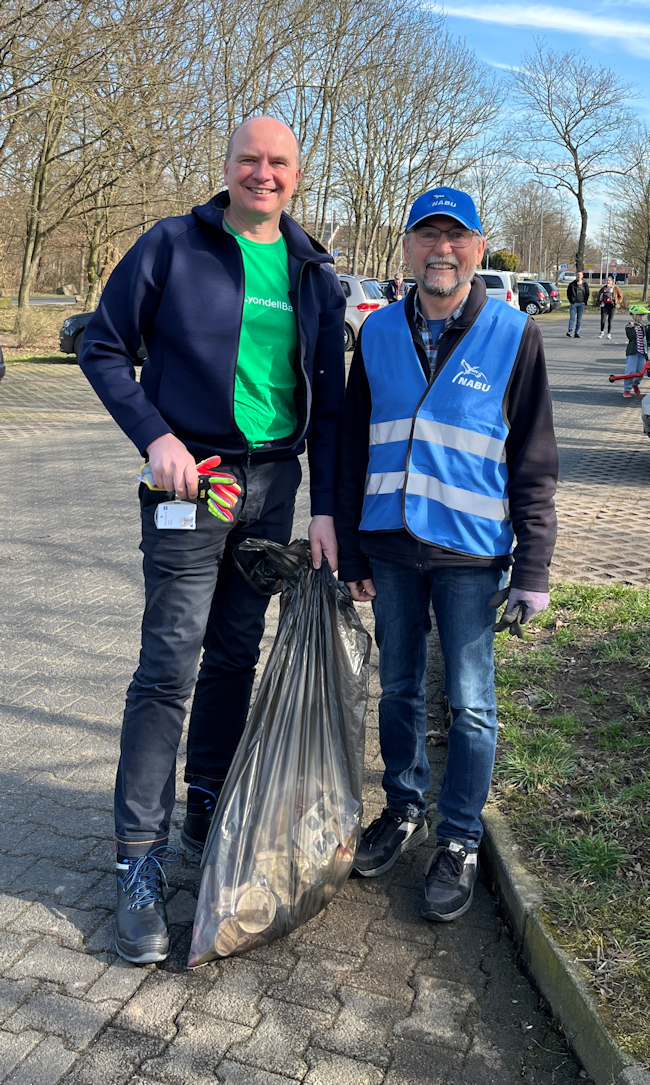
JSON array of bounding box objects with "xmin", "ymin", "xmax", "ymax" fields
[
  {"xmin": 546, "ymin": 311, "xmax": 650, "ymax": 584},
  {"xmin": 0, "ymin": 312, "xmax": 633, "ymax": 1085}
]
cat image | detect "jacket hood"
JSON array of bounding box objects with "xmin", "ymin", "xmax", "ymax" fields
[{"xmin": 192, "ymin": 191, "xmax": 334, "ymax": 264}]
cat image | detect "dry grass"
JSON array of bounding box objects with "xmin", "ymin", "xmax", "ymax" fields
[{"xmin": 0, "ymin": 304, "xmax": 83, "ymax": 357}]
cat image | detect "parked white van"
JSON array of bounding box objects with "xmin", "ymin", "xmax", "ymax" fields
[{"xmin": 474, "ymin": 270, "xmax": 519, "ymax": 309}]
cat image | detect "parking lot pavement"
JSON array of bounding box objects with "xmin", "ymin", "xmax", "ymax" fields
[
  {"xmin": 0, "ymin": 347, "xmax": 602, "ymax": 1085},
  {"xmin": 542, "ymin": 312, "xmax": 650, "ymax": 584}
]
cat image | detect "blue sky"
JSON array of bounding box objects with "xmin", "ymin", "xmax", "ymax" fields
[{"xmin": 441, "ymin": 0, "xmax": 650, "ymax": 236}]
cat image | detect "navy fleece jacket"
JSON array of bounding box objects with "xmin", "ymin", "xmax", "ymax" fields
[{"xmin": 78, "ymin": 192, "xmax": 346, "ymax": 516}]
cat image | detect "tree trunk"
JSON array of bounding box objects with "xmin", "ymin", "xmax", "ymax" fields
[
  {"xmin": 575, "ymin": 180, "xmax": 588, "ymax": 272},
  {"xmin": 84, "ymin": 213, "xmax": 104, "ymax": 309},
  {"xmin": 17, "ymin": 226, "xmax": 44, "ymax": 309},
  {"xmin": 643, "ymin": 250, "xmax": 649, "ymax": 303}
]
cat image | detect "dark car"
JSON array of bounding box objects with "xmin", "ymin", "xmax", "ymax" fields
[
  {"xmin": 0, "ymin": 345, "xmax": 5, "ymax": 384},
  {"xmin": 517, "ymin": 281, "xmax": 551, "ymax": 316},
  {"xmin": 538, "ymin": 280, "xmax": 561, "ymax": 311},
  {"xmin": 59, "ymin": 311, "xmax": 147, "ymax": 362}
]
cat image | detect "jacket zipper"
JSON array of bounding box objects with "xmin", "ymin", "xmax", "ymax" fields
[{"xmin": 227, "ymin": 231, "xmax": 252, "ymax": 461}]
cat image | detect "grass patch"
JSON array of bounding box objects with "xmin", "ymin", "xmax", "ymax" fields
[
  {"xmin": 497, "ymin": 731, "xmax": 576, "ymax": 792},
  {"xmin": 492, "ymin": 581, "xmax": 650, "ymax": 1064}
]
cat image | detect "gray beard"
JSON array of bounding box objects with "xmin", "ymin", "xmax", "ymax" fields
[{"xmin": 416, "ymin": 265, "xmax": 474, "ymax": 298}]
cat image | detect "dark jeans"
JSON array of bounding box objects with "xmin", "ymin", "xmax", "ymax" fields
[
  {"xmin": 114, "ymin": 457, "xmax": 301, "ymax": 857},
  {"xmin": 370, "ymin": 559, "xmax": 507, "ymax": 846},
  {"xmin": 601, "ymin": 303, "xmax": 615, "ymax": 333},
  {"xmin": 568, "ymin": 302, "xmax": 584, "ymax": 333}
]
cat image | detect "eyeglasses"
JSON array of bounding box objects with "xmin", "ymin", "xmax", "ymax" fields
[{"xmin": 411, "ymin": 226, "xmax": 479, "ymax": 249}]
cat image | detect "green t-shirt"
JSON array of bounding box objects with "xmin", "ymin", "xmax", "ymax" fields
[{"xmin": 227, "ymin": 224, "xmax": 298, "ymax": 448}]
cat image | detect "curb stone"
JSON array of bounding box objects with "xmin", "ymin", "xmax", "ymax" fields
[{"xmin": 480, "ymin": 805, "xmax": 650, "ymax": 1085}]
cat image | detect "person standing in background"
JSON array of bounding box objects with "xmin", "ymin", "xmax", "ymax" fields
[
  {"xmin": 386, "ymin": 272, "xmax": 409, "ymax": 303},
  {"xmin": 597, "ymin": 275, "xmax": 623, "ymax": 339},
  {"xmin": 566, "ymin": 271, "xmax": 589, "ymax": 338},
  {"xmin": 623, "ymin": 304, "xmax": 650, "ymax": 398}
]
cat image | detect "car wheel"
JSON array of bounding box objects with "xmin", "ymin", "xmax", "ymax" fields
[
  {"xmin": 524, "ymin": 302, "xmax": 540, "ymax": 316},
  {"xmin": 73, "ymin": 330, "xmax": 84, "ymax": 357},
  {"xmin": 344, "ymin": 324, "xmax": 355, "ymax": 352}
]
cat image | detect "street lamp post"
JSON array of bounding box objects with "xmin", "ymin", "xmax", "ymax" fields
[
  {"xmin": 604, "ymin": 205, "xmax": 613, "ymax": 284},
  {"xmin": 538, "ymin": 183, "xmax": 544, "ymax": 280}
]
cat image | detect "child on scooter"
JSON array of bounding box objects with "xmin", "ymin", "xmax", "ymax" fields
[{"xmin": 623, "ymin": 305, "xmax": 649, "ymax": 398}]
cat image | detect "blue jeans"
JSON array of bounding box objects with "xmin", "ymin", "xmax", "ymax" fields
[
  {"xmin": 115, "ymin": 458, "xmax": 301, "ymax": 857},
  {"xmin": 370, "ymin": 559, "xmax": 508, "ymax": 846},
  {"xmin": 568, "ymin": 303, "xmax": 584, "ymax": 333},
  {"xmin": 624, "ymin": 353, "xmax": 646, "ymax": 391}
]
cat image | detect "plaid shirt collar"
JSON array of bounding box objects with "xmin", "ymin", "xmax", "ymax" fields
[{"xmin": 413, "ymin": 288, "xmax": 470, "ymax": 375}]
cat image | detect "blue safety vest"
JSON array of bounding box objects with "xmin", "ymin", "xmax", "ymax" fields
[{"xmin": 359, "ymin": 297, "xmax": 528, "ymax": 557}]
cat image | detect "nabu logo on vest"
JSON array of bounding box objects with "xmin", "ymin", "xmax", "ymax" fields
[{"xmin": 451, "ymin": 359, "xmax": 491, "ymax": 392}]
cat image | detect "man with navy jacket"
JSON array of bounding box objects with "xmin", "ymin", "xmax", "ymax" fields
[
  {"xmin": 336, "ymin": 187, "xmax": 557, "ymax": 922},
  {"xmin": 80, "ymin": 116, "xmax": 345, "ymax": 963}
]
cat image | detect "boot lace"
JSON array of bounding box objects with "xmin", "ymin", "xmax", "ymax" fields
[
  {"xmin": 430, "ymin": 845, "xmax": 465, "ymax": 885},
  {"xmin": 362, "ymin": 810, "xmax": 404, "ymax": 850},
  {"xmin": 119, "ymin": 847, "xmax": 178, "ymax": 909},
  {"xmin": 188, "ymin": 785, "xmax": 218, "ymax": 816}
]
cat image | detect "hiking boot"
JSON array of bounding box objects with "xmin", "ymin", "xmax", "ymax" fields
[
  {"xmin": 421, "ymin": 840, "xmax": 479, "ymax": 922},
  {"xmin": 180, "ymin": 784, "xmax": 221, "ymax": 859},
  {"xmin": 115, "ymin": 847, "xmax": 178, "ymax": 964},
  {"xmin": 353, "ymin": 810, "xmax": 428, "ymax": 877}
]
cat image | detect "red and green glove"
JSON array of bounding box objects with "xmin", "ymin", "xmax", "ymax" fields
[{"xmin": 195, "ymin": 456, "xmax": 242, "ymax": 523}]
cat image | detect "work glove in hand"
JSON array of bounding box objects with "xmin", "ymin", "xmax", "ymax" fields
[
  {"xmin": 196, "ymin": 456, "xmax": 242, "ymax": 523},
  {"xmin": 489, "ymin": 586, "xmax": 550, "ymax": 639}
]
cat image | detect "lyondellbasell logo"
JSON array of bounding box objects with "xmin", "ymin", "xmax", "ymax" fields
[
  {"xmin": 246, "ymin": 295, "xmax": 293, "ymax": 311},
  {"xmin": 451, "ymin": 359, "xmax": 491, "ymax": 392}
]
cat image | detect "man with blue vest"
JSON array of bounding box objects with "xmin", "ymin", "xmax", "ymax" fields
[{"xmin": 336, "ymin": 187, "xmax": 557, "ymax": 922}]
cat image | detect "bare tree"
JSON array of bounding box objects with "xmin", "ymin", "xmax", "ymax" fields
[
  {"xmin": 502, "ymin": 179, "xmax": 578, "ymax": 276},
  {"xmin": 334, "ymin": 11, "xmax": 502, "ymax": 276},
  {"xmin": 511, "ymin": 39, "xmax": 635, "ymax": 271},
  {"xmin": 461, "ymin": 132, "xmax": 516, "ymax": 252},
  {"xmin": 615, "ymin": 129, "xmax": 650, "ymax": 300}
]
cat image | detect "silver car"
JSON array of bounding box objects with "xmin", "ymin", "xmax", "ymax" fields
[{"xmin": 338, "ymin": 274, "xmax": 388, "ymax": 352}]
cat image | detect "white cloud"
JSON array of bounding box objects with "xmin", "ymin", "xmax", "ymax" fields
[
  {"xmin": 486, "ymin": 59, "xmax": 523, "ymax": 71},
  {"xmin": 441, "ymin": 2, "xmax": 650, "ymax": 44}
]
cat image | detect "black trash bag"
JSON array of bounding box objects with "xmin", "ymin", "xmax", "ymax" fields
[
  {"xmin": 231, "ymin": 537, "xmax": 311, "ymax": 596},
  {"xmin": 188, "ymin": 540, "xmax": 371, "ymax": 967}
]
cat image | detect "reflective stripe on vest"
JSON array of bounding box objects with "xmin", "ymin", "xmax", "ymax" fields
[{"xmin": 359, "ymin": 296, "xmax": 527, "ymax": 557}]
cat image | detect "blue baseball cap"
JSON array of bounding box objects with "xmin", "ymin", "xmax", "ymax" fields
[{"xmin": 405, "ymin": 187, "xmax": 483, "ymax": 234}]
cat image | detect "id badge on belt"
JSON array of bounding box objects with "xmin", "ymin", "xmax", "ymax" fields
[
  {"xmin": 154, "ymin": 501, "xmax": 197, "ymax": 530},
  {"xmin": 137, "ymin": 464, "xmax": 198, "ymax": 530}
]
